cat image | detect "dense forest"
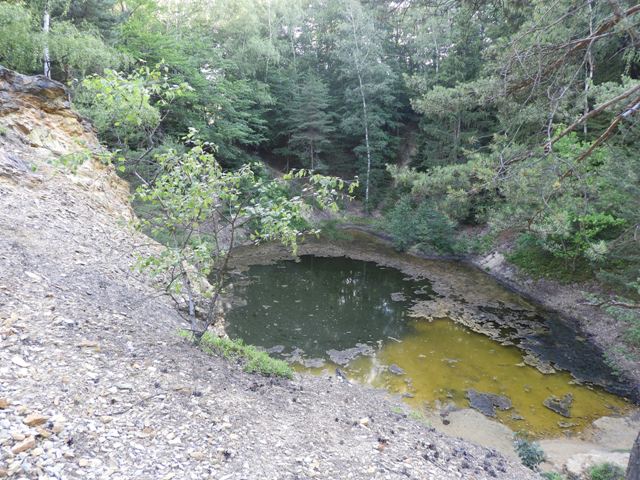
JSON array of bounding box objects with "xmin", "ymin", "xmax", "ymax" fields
[{"xmin": 1, "ymin": 0, "xmax": 639, "ymax": 318}]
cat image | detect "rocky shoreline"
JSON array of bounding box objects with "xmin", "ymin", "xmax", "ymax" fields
[
  {"xmin": 325, "ymin": 224, "xmax": 640, "ymax": 402},
  {"xmin": 229, "ymin": 231, "xmax": 638, "ymax": 402}
]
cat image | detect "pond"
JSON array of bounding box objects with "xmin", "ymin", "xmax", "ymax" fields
[{"xmin": 226, "ymin": 235, "xmax": 634, "ymax": 438}]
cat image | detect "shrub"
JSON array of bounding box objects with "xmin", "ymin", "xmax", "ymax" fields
[
  {"xmin": 386, "ymin": 196, "xmax": 456, "ymax": 253},
  {"xmin": 514, "ymin": 435, "xmax": 545, "ymax": 470},
  {"xmin": 387, "ymin": 196, "xmax": 417, "ymax": 251},
  {"xmin": 588, "ymin": 462, "xmax": 625, "ymax": 480},
  {"xmin": 180, "ymin": 330, "xmax": 294, "ymax": 379},
  {"xmin": 542, "ymin": 473, "xmax": 566, "ymax": 480},
  {"xmin": 508, "ymin": 233, "xmax": 593, "ymax": 283}
]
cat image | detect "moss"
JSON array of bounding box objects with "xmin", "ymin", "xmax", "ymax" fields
[{"xmin": 180, "ymin": 330, "xmax": 294, "ymax": 379}]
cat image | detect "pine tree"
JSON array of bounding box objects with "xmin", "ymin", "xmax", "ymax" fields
[{"xmin": 283, "ymin": 73, "xmax": 335, "ymax": 171}]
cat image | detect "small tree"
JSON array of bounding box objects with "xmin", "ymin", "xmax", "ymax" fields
[{"xmin": 135, "ymin": 133, "xmax": 354, "ymax": 340}]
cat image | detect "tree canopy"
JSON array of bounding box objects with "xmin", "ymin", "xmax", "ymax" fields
[{"xmin": 1, "ymin": 0, "xmax": 638, "ymax": 302}]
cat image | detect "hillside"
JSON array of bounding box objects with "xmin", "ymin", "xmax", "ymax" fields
[{"xmin": 0, "ymin": 68, "xmax": 541, "ymax": 479}]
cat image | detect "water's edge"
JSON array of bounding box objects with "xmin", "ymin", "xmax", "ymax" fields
[{"xmin": 336, "ymin": 224, "xmax": 640, "ymax": 403}]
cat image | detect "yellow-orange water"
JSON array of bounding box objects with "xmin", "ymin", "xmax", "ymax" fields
[{"xmin": 304, "ymin": 318, "xmax": 631, "ymax": 437}]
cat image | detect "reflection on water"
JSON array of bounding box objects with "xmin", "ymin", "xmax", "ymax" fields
[{"xmin": 225, "ymin": 255, "xmax": 631, "ymax": 437}]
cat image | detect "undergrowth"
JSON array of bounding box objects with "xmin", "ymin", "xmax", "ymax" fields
[
  {"xmin": 588, "ymin": 462, "xmax": 625, "ymax": 480},
  {"xmin": 507, "ymin": 234, "xmax": 593, "ymax": 283},
  {"xmin": 179, "ymin": 330, "xmax": 294, "ymax": 379},
  {"xmin": 514, "ymin": 434, "xmax": 545, "ymax": 471}
]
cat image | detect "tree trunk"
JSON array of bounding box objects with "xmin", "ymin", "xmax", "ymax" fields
[
  {"xmin": 627, "ymin": 431, "xmax": 640, "ymax": 480},
  {"xmin": 584, "ymin": 0, "xmax": 595, "ymax": 135},
  {"xmin": 310, "ymin": 139, "xmax": 315, "ymax": 171},
  {"xmin": 346, "ymin": 2, "xmax": 372, "ymax": 209},
  {"xmin": 43, "ymin": 1, "xmax": 51, "ymax": 79}
]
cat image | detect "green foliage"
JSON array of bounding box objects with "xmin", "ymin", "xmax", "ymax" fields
[
  {"xmin": 588, "ymin": 462, "xmax": 625, "ymax": 480},
  {"xmin": 75, "ymin": 67, "xmax": 191, "ymax": 151},
  {"xmin": 51, "ymin": 148, "xmax": 94, "ymax": 174},
  {"xmin": 48, "ymin": 21, "xmax": 123, "ymax": 81},
  {"xmin": 386, "ymin": 196, "xmax": 456, "ymax": 253},
  {"xmin": 4, "ymin": 0, "xmax": 639, "ymax": 316},
  {"xmin": 508, "ymin": 233, "xmax": 594, "ymax": 283},
  {"xmin": 273, "ymin": 71, "xmax": 336, "ymax": 171},
  {"xmin": 514, "ymin": 435, "xmax": 546, "ymax": 471},
  {"xmin": 180, "ymin": 330, "xmax": 294, "ymax": 379},
  {"xmin": 542, "ymin": 473, "xmax": 567, "ymax": 480},
  {"xmin": 0, "ymin": 3, "xmax": 41, "ymax": 73},
  {"xmin": 387, "ymin": 197, "xmax": 416, "ymax": 251}
]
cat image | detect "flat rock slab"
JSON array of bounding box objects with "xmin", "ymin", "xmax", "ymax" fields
[
  {"xmin": 543, "ymin": 393, "xmax": 573, "ymax": 418},
  {"xmin": 326, "ymin": 343, "xmax": 375, "ymax": 366},
  {"xmin": 388, "ymin": 364, "xmax": 405, "ymax": 375},
  {"xmin": 466, "ymin": 389, "xmax": 512, "ymax": 417}
]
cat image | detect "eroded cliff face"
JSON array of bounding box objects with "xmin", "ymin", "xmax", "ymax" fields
[{"xmin": 0, "ymin": 66, "xmax": 131, "ymax": 219}]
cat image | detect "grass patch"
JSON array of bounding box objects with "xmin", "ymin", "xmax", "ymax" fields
[
  {"xmin": 180, "ymin": 330, "xmax": 294, "ymax": 379},
  {"xmin": 588, "ymin": 462, "xmax": 625, "ymax": 480},
  {"xmin": 407, "ymin": 409, "xmax": 431, "ymax": 426},
  {"xmin": 542, "ymin": 473, "xmax": 567, "ymax": 480},
  {"xmin": 507, "ymin": 234, "xmax": 593, "ymax": 283}
]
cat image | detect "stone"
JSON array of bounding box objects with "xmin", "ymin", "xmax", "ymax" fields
[
  {"xmin": 266, "ymin": 345, "xmax": 285, "ymax": 354},
  {"xmin": 23, "ymin": 413, "xmax": 48, "ymax": 427},
  {"xmin": 10, "ymin": 355, "xmax": 30, "ymax": 368},
  {"xmin": 303, "ymin": 358, "xmax": 325, "ymax": 369},
  {"xmin": 565, "ymin": 451, "xmax": 629, "ymax": 479},
  {"xmin": 189, "ymin": 451, "xmax": 205, "ymax": 460},
  {"xmin": 326, "ymin": 344, "xmax": 375, "ymax": 366},
  {"xmin": 35, "ymin": 427, "xmax": 51, "ymax": 438},
  {"xmin": 466, "ymin": 389, "xmax": 512, "ymax": 418},
  {"xmin": 11, "ymin": 436, "xmax": 36, "ymax": 454},
  {"xmin": 543, "ymin": 393, "xmax": 573, "ymax": 418},
  {"xmin": 0, "ymin": 398, "xmax": 9, "ymax": 409}
]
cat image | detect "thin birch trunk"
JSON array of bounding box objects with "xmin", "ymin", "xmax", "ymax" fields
[
  {"xmin": 43, "ymin": 1, "xmax": 51, "ymax": 79},
  {"xmin": 346, "ymin": 2, "xmax": 372, "ymax": 208}
]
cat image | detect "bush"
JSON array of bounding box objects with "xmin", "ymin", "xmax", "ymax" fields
[
  {"xmin": 387, "ymin": 196, "xmax": 416, "ymax": 250},
  {"xmin": 181, "ymin": 330, "xmax": 294, "ymax": 379},
  {"xmin": 508, "ymin": 233, "xmax": 593, "ymax": 283},
  {"xmin": 588, "ymin": 462, "xmax": 625, "ymax": 480},
  {"xmin": 542, "ymin": 473, "xmax": 566, "ymax": 480},
  {"xmin": 386, "ymin": 196, "xmax": 456, "ymax": 253},
  {"xmin": 514, "ymin": 435, "xmax": 545, "ymax": 470}
]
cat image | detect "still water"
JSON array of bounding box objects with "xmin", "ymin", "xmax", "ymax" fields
[{"xmin": 226, "ymin": 254, "xmax": 631, "ymax": 437}]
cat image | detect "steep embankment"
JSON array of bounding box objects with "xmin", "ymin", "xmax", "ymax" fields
[{"xmin": 0, "ymin": 67, "xmax": 539, "ymax": 480}]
